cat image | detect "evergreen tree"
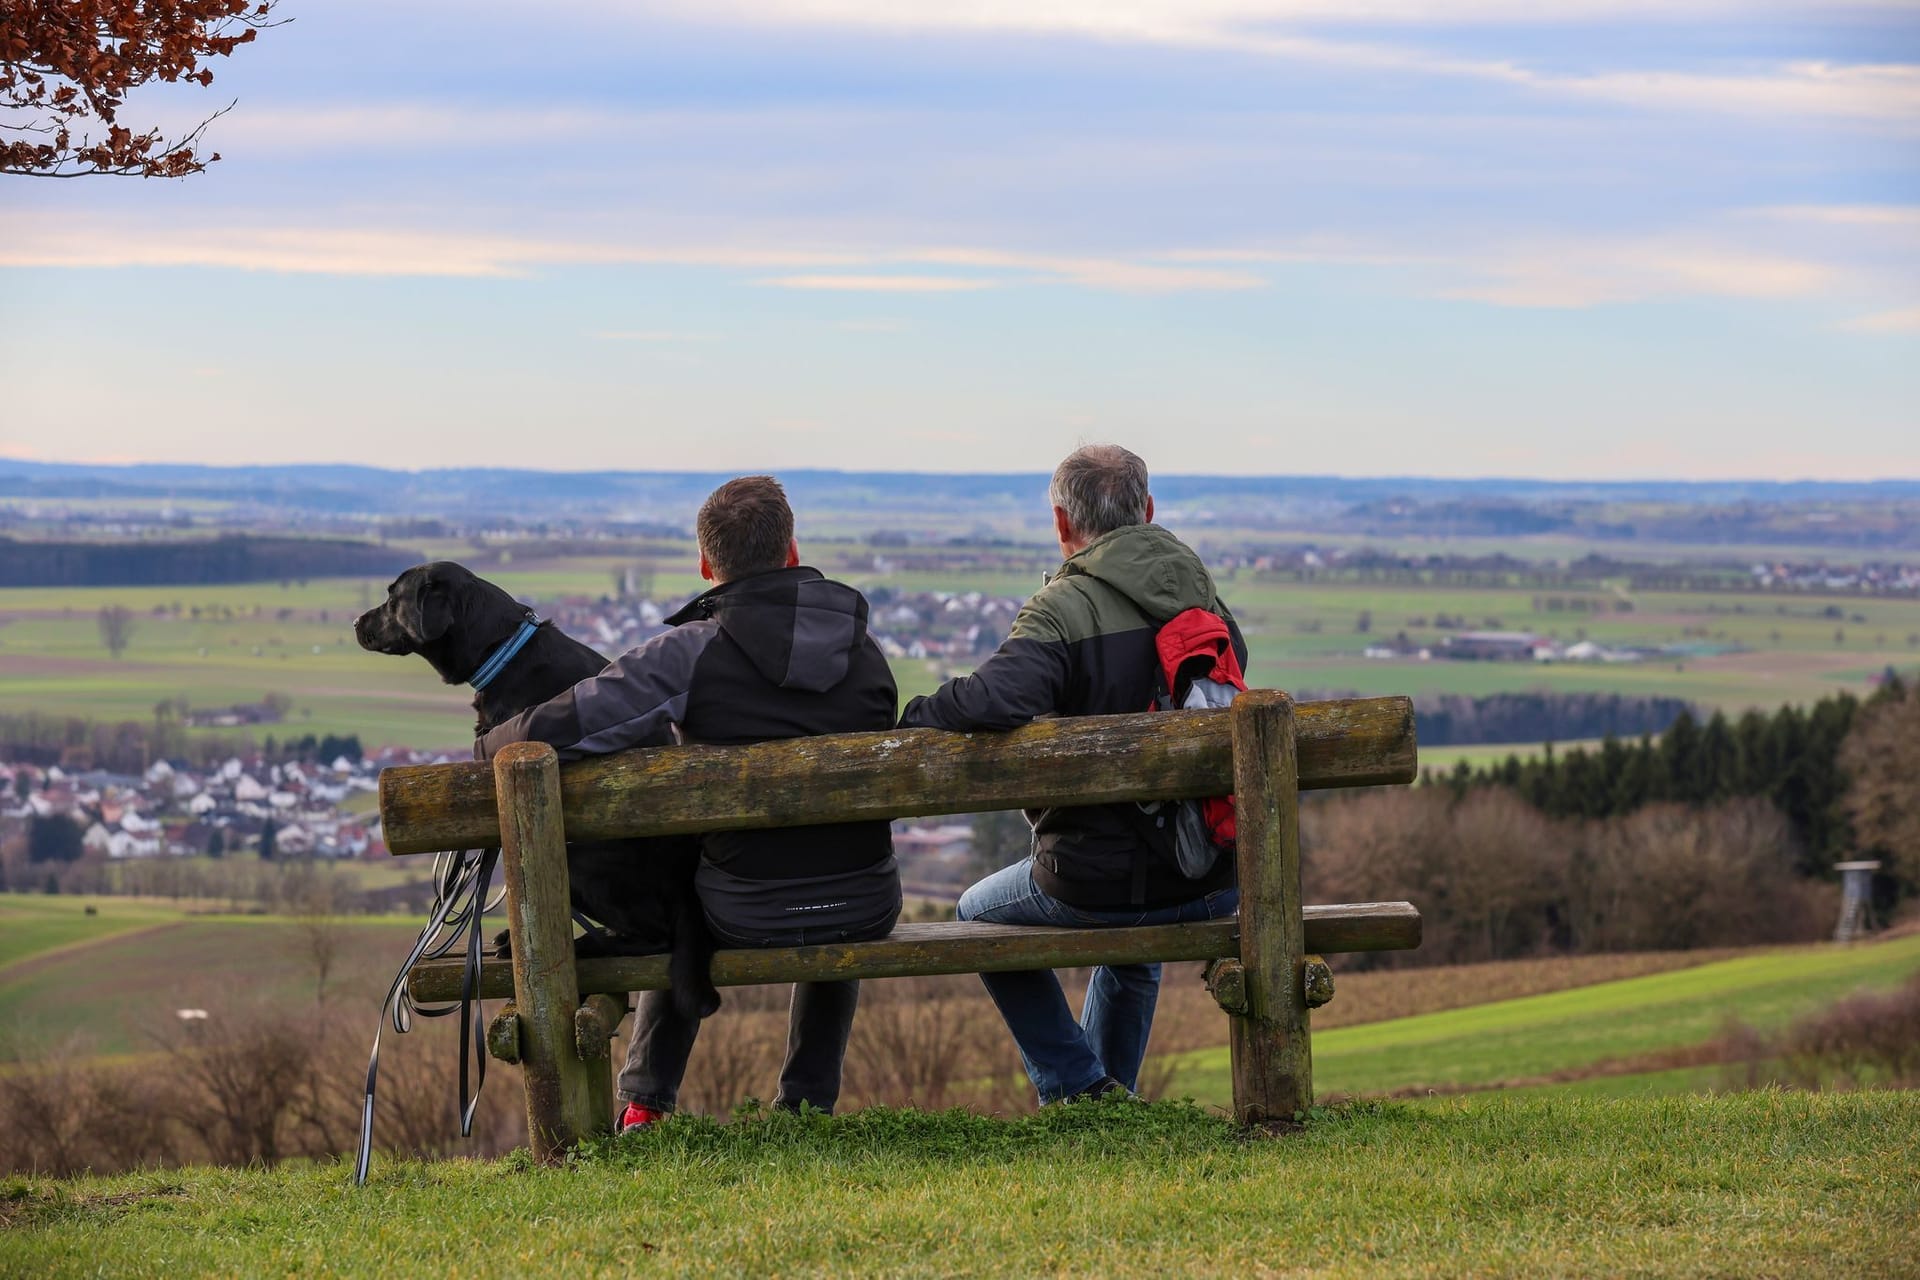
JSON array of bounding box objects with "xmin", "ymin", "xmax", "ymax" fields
[
  {"xmin": 27, "ymin": 815, "xmax": 83, "ymax": 864},
  {"xmin": 1658, "ymin": 710, "xmax": 1702, "ymax": 804},
  {"xmin": 1698, "ymin": 712, "xmax": 1737, "ymax": 802}
]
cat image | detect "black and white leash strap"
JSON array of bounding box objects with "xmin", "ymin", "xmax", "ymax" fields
[{"xmin": 353, "ymin": 843, "xmax": 499, "ymax": 1186}]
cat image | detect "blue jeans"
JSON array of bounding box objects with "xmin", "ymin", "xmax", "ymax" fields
[{"xmin": 956, "ymin": 859, "xmax": 1238, "ymax": 1104}]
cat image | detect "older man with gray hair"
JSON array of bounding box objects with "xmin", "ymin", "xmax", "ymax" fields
[{"xmin": 899, "ymin": 444, "xmax": 1246, "ymax": 1103}]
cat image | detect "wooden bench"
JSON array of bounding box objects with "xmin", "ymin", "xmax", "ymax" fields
[{"xmin": 379, "ymin": 689, "xmax": 1421, "ymax": 1159}]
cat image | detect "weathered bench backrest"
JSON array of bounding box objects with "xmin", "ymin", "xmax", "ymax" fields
[
  {"xmin": 378, "ymin": 696, "xmax": 1416, "ymax": 853},
  {"xmin": 377, "ymin": 691, "xmax": 1418, "ymax": 1158}
]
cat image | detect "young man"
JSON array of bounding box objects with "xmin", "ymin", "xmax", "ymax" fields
[
  {"xmin": 898, "ymin": 445, "xmax": 1244, "ymax": 1103},
  {"xmin": 481, "ymin": 476, "xmax": 900, "ymax": 1125}
]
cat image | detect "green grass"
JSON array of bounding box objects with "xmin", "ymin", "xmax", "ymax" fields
[
  {"xmin": 0, "ymin": 897, "xmax": 186, "ymax": 975},
  {"xmin": 4, "ymin": 563, "xmax": 1916, "ymax": 750},
  {"xmin": 1171, "ymin": 932, "xmax": 1920, "ymax": 1104},
  {"xmin": 3, "ymin": 1093, "xmax": 1913, "ymax": 1277},
  {"xmin": 0, "ymin": 905, "xmax": 428, "ymax": 1055}
]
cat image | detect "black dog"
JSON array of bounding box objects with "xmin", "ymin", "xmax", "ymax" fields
[{"xmin": 356, "ymin": 561, "xmax": 719, "ymax": 1020}]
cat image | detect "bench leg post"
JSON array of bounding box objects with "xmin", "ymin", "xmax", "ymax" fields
[
  {"xmin": 493, "ymin": 742, "xmax": 605, "ymax": 1161},
  {"xmin": 1228, "ymin": 690, "xmax": 1311, "ymax": 1125}
]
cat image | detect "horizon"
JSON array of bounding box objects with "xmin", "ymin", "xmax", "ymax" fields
[{"xmin": 5, "ymin": 456, "xmax": 1920, "ymax": 489}]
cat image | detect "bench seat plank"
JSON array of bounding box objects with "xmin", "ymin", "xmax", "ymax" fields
[{"xmin": 405, "ymin": 901, "xmax": 1421, "ymax": 1003}]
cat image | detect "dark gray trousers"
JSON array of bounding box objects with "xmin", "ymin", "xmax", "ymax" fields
[{"xmin": 617, "ymin": 884, "xmax": 901, "ymax": 1114}]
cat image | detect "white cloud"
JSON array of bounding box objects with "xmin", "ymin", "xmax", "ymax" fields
[
  {"xmin": 0, "ymin": 215, "xmax": 1884, "ymax": 315},
  {"xmin": 914, "ymin": 248, "xmax": 1264, "ymax": 292},
  {"xmin": 757, "ymin": 274, "xmax": 998, "ymax": 291},
  {"xmin": 0, "ymin": 220, "xmax": 862, "ymax": 277},
  {"xmin": 0, "ymin": 216, "xmax": 1262, "ymax": 293},
  {"xmin": 1436, "ymin": 241, "xmax": 1836, "ymax": 307},
  {"xmin": 588, "ymin": 330, "xmax": 714, "ymax": 341},
  {"xmin": 658, "ymin": 1, "xmax": 1920, "ymax": 125},
  {"xmin": 1843, "ymin": 306, "xmax": 1920, "ymax": 332},
  {"xmin": 1750, "ymin": 204, "xmax": 1920, "ymax": 232},
  {"xmin": 665, "ymin": 1, "xmax": 1919, "ymax": 32}
]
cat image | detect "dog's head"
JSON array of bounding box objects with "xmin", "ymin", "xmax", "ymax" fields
[{"xmin": 356, "ymin": 561, "xmax": 523, "ymax": 684}]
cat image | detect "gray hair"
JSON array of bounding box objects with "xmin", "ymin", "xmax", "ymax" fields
[{"xmin": 1049, "ymin": 444, "xmax": 1150, "ymax": 539}]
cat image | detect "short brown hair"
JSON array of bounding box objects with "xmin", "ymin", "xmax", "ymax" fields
[{"xmin": 697, "ymin": 475, "xmax": 795, "ymax": 581}]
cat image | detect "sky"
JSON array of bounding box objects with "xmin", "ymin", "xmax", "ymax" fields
[{"xmin": 1, "ymin": 0, "xmax": 1917, "ymax": 480}]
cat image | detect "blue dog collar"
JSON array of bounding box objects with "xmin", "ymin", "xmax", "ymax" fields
[{"xmin": 469, "ymin": 615, "xmax": 541, "ymax": 691}]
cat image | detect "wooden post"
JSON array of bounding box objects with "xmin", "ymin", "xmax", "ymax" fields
[
  {"xmin": 1228, "ymin": 689, "xmax": 1310, "ymax": 1125},
  {"xmin": 576, "ymin": 993, "xmax": 626, "ymax": 1129},
  {"xmin": 493, "ymin": 742, "xmax": 602, "ymax": 1160}
]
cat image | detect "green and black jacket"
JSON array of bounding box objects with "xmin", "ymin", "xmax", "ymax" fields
[{"xmin": 900, "ymin": 524, "xmax": 1246, "ymax": 908}]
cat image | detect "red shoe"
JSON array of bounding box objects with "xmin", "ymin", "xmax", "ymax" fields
[{"xmin": 618, "ymin": 1103, "xmax": 666, "ymax": 1133}]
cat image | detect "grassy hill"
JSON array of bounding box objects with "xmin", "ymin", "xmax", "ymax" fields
[
  {"xmin": 4, "ymin": 899, "xmax": 1914, "ymax": 1275},
  {"xmin": 1169, "ymin": 932, "xmax": 1920, "ymax": 1106},
  {"xmin": 3, "ymin": 1092, "xmax": 1913, "ymax": 1277}
]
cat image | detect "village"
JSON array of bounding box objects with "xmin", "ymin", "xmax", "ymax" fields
[{"xmin": 0, "ymin": 750, "xmax": 404, "ymax": 866}]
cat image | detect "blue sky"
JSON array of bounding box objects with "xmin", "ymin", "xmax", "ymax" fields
[{"xmin": 1, "ymin": 0, "xmax": 1916, "ymax": 479}]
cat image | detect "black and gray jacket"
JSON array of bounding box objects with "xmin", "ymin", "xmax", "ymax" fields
[
  {"xmin": 480, "ymin": 567, "xmax": 897, "ymax": 883},
  {"xmin": 899, "ymin": 524, "xmax": 1245, "ymax": 909}
]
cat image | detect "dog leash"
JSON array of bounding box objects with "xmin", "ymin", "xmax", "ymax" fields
[{"xmin": 354, "ymin": 843, "xmax": 500, "ymax": 1185}]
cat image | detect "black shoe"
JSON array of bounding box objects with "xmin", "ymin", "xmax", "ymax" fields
[{"xmin": 1065, "ymin": 1076, "xmax": 1130, "ymax": 1103}]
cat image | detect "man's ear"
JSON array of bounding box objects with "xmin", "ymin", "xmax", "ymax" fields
[
  {"xmin": 1144, "ymin": 495, "xmax": 1155, "ymax": 523},
  {"xmin": 1052, "ymin": 505, "xmax": 1075, "ymax": 546},
  {"xmin": 406, "ymin": 568, "xmax": 455, "ymax": 644},
  {"xmin": 698, "ymin": 552, "xmax": 715, "ymax": 583},
  {"xmin": 785, "ymin": 538, "xmax": 801, "ymax": 569}
]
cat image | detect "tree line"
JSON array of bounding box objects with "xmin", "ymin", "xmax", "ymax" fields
[
  {"xmin": 0, "ymin": 536, "xmax": 415, "ymax": 587},
  {"xmin": 1436, "ymin": 691, "xmax": 1875, "ymax": 876},
  {"xmin": 1406, "ymin": 691, "xmax": 1694, "ymax": 748},
  {"xmin": 0, "ymin": 710, "xmax": 361, "ymax": 774}
]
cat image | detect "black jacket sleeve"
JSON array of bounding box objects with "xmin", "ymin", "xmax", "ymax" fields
[
  {"xmin": 479, "ymin": 623, "xmax": 714, "ymax": 761},
  {"xmin": 898, "ymin": 603, "xmax": 1071, "ymax": 732}
]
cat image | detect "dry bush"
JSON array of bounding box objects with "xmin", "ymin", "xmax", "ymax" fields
[
  {"xmin": 1306, "ymin": 788, "xmax": 1830, "ymax": 967},
  {"xmin": 0, "ymin": 1002, "xmax": 528, "ymax": 1176},
  {"xmin": 1774, "ymin": 970, "xmax": 1920, "ymax": 1090},
  {"xmin": 0, "ymin": 1037, "xmax": 180, "ymax": 1177},
  {"xmin": 842, "ymin": 976, "xmax": 1021, "ymax": 1111},
  {"xmin": 674, "ymin": 1000, "xmax": 788, "ymax": 1116},
  {"xmin": 1840, "ymin": 682, "xmax": 1920, "ymax": 889},
  {"xmin": 1568, "ymin": 799, "xmax": 1826, "ymax": 953}
]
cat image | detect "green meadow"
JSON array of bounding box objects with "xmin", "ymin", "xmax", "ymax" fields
[
  {"xmin": 3, "ymin": 551, "xmax": 1915, "ymax": 751},
  {"xmin": 1170, "ymin": 931, "xmax": 1920, "ymax": 1104},
  {"xmin": 3, "ymin": 1092, "xmax": 1913, "ymax": 1277}
]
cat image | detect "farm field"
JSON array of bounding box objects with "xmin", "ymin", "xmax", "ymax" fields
[
  {"xmin": 1170, "ymin": 931, "xmax": 1920, "ymax": 1105},
  {"xmin": 5, "ymin": 891, "xmax": 1911, "ymax": 1109},
  {"xmin": 3, "ymin": 1091, "xmax": 1912, "ymax": 1278},
  {"xmin": 0, "ymin": 896, "xmax": 429, "ymax": 1057},
  {"xmin": 3, "ymin": 552, "xmax": 1915, "ymax": 751},
  {"xmin": 0, "ymin": 897, "xmax": 185, "ymax": 974}
]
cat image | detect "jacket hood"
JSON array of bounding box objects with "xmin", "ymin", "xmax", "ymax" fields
[
  {"xmin": 667, "ymin": 566, "xmax": 869, "ymax": 693},
  {"xmin": 1056, "ymin": 524, "xmax": 1218, "ymax": 624}
]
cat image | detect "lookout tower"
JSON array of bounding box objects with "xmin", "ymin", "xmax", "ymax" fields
[{"xmin": 1833, "ymin": 861, "xmax": 1881, "ymax": 943}]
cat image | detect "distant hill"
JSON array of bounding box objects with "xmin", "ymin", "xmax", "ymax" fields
[{"xmin": 3, "ymin": 461, "xmax": 1918, "ymax": 548}]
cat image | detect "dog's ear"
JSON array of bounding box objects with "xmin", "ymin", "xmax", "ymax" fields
[{"xmin": 401, "ymin": 565, "xmax": 456, "ymax": 645}]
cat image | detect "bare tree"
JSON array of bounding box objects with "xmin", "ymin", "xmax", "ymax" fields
[
  {"xmin": 97, "ymin": 603, "xmax": 136, "ymax": 658},
  {"xmin": 1841, "ymin": 681, "xmax": 1920, "ymax": 889}
]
